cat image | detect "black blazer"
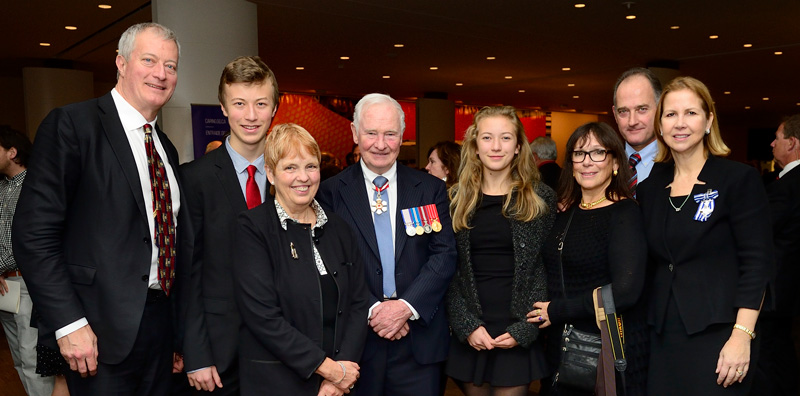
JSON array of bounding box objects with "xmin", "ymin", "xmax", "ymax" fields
[
  {"xmin": 766, "ymin": 165, "xmax": 800, "ymax": 316},
  {"xmin": 446, "ymin": 184, "xmax": 556, "ymax": 348},
  {"xmin": 317, "ymin": 163, "xmax": 457, "ymax": 365},
  {"xmin": 178, "ymin": 146, "xmax": 247, "ymax": 372},
  {"xmin": 638, "ymin": 156, "xmax": 774, "ymax": 334},
  {"xmin": 12, "ymin": 92, "xmax": 191, "ymax": 364},
  {"xmin": 232, "ymin": 197, "xmax": 369, "ymax": 395}
]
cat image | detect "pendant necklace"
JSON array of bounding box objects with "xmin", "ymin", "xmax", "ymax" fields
[{"xmin": 669, "ymin": 194, "xmax": 692, "ymax": 212}]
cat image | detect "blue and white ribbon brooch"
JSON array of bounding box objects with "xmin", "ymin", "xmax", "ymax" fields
[{"xmin": 693, "ymin": 189, "xmax": 719, "ymax": 222}]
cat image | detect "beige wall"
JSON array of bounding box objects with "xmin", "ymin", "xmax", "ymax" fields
[
  {"xmin": 549, "ymin": 112, "xmax": 599, "ymax": 165},
  {"xmin": 22, "ymin": 68, "xmax": 94, "ymax": 139}
]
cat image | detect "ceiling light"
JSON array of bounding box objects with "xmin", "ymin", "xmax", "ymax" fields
[
  {"xmin": 744, "ymin": 106, "xmax": 751, "ymax": 109},
  {"xmin": 775, "ymin": 51, "xmax": 783, "ymax": 55},
  {"xmin": 430, "ymin": 66, "xmax": 438, "ymax": 70},
  {"xmin": 724, "ymin": 91, "xmax": 731, "ymax": 95},
  {"xmin": 505, "ymin": 76, "xmax": 513, "ymax": 79},
  {"xmin": 339, "ymin": 56, "xmax": 349, "ymax": 60},
  {"xmin": 574, "ymin": 3, "xmax": 586, "ymax": 8},
  {"xmin": 670, "ymin": 25, "xmax": 680, "ymax": 30},
  {"xmin": 393, "ymin": 44, "xmax": 404, "ymax": 48},
  {"xmin": 518, "ymin": 90, "xmax": 526, "ymax": 93},
  {"xmin": 455, "ymin": 82, "xmax": 463, "ymax": 86},
  {"xmin": 295, "ymin": 67, "xmax": 304, "ymax": 70},
  {"xmin": 568, "ymin": 83, "xmax": 575, "ymax": 87},
  {"xmin": 743, "ymin": 44, "xmax": 753, "ymax": 48},
  {"xmin": 573, "ymin": 95, "xmax": 580, "ymax": 99},
  {"xmin": 709, "ymin": 35, "xmax": 719, "ymax": 39},
  {"xmin": 562, "ymin": 67, "xmax": 571, "ymax": 71},
  {"xmin": 626, "ymin": 15, "xmax": 636, "ymax": 20},
  {"xmin": 382, "ymin": 75, "xmax": 390, "ymax": 79},
  {"xmin": 486, "ymin": 56, "xmax": 496, "ymax": 60},
  {"xmin": 796, "ymin": 103, "xmax": 800, "ymax": 106},
  {"xmin": 39, "ymin": 42, "xmax": 51, "ymax": 47},
  {"xmin": 763, "ymin": 97, "xmax": 769, "ymax": 101},
  {"xmin": 65, "ymin": 26, "xmax": 77, "ymax": 30},
  {"xmin": 98, "ymin": 4, "xmax": 111, "ymax": 9}
]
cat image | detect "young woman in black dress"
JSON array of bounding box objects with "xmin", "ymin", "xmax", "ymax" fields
[{"xmin": 446, "ymin": 106, "xmax": 556, "ymax": 396}]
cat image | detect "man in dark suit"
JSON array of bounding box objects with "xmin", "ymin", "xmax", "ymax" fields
[
  {"xmin": 317, "ymin": 93, "xmax": 457, "ymax": 396},
  {"xmin": 752, "ymin": 114, "xmax": 800, "ymax": 395},
  {"xmin": 530, "ymin": 136, "xmax": 561, "ymax": 191},
  {"xmin": 179, "ymin": 56, "xmax": 279, "ymax": 394},
  {"xmin": 12, "ymin": 23, "xmax": 187, "ymax": 395}
]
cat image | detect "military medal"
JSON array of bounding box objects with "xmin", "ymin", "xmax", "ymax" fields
[
  {"xmin": 411, "ymin": 207, "xmax": 424, "ymax": 235},
  {"xmin": 693, "ymin": 189, "xmax": 719, "ymax": 222},
  {"xmin": 419, "ymin": 206, "xmax": 432, "ymax": 233},
  {"xmin": 401, "ymin": 209, "xmax": 415, "ymax": 236},
  {"xmin": 371, "ymin": 181, "xmax": 389, "ymax": 215},
  {"xmin": 426, "ymin": 204, "xmax": 442, "ymax": 232}
]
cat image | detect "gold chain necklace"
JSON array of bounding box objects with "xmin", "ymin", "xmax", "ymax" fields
[{"xmin": 580, "ymin": 196, "xmax": 607, "ymax": 209}]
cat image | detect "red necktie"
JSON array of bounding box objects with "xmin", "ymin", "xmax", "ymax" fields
[
  {"xmin": 628, "ymin": 153, "xmax": 642, "ymax": 194},
  {"xmin": 245, "ymin": 165, "xmax": 261, "ymax": 209},
  {"xmin": 143, "ymin": 124, "xmax": 175, "ymax": 295}
]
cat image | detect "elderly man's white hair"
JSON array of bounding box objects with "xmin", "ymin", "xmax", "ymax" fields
[{"xmin": 352, "ymin": 93, "xmax": 405, "ymax": 134}]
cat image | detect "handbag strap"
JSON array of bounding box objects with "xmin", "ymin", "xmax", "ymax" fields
[
  {"xmin": 557, "ymin": 207, "xmax": 576, "ymax": 299},
  {"xmin": 593, "ymin": 285, "xmax": 628, "ymax": 396}
]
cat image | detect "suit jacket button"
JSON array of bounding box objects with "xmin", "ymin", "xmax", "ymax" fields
[
  {"xmin": 332, "ymin": 271, "xmax": 338, "ymax": 277},
  {"xmin": 141, "ymin": 275, "xmax": 148, "ymax": 281},
  {"xmin": 338, "ymin": 310, "xmax": 343, "ymax": 315},
  {"xmin": 668, "ymin": 263, "xmax": 674, "ymax": 272},
  {"xmin": 143, "ymin": 237, "xmax": 149, "ymax": 244},
  {"xmin": 376, "ymin": 268, "xmax": 382, "ymax": 275},
  {"xmin": 335, "ymin": 349, "xmax": 340, "ymax": 354},
  {"xmin": 520, "ymin": 242, "xmax": 525, "ymax": 248}
]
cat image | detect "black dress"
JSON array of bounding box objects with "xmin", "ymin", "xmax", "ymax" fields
[
  {"xmin": 542, "ymin": 200, "xmax": 648, "ymax": 396},
  {"xmin": 447, "ymin": 194, "xmax": 549, "ymax": 386}
]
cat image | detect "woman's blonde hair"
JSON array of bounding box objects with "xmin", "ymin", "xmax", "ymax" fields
[
  {"xmin": 653, "ymin": 76, "xmax": 730, "ymax": 162},
  {"xmin": 449, "ymin": 106, "xmax": 548, "ymax": 232}
]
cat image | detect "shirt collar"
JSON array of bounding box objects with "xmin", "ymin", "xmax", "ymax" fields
[
  {"xmin": 360, "ymin": 160, "xmax": 397, "ymax": 186},
  {"xmin": 224, "ymin": 136, "xmax": 266, "ymax": 175},
  {"xmin": 625, "ymin": 140, "xmax": 658, "ymax": 164},
  {"xmin": 111, "ymin": 88, "xmax": 156, "ymax": 131},
  {"xmin": 274, "ymin": 198, "xmax": 328, "ymax": 231},
  {"xmin": 4, "ymin": 169, "xmax": 26, "ymax": 185},
  {"xmin": 780, "ymin": 159, "xmax": 800, "ymax": 178}
]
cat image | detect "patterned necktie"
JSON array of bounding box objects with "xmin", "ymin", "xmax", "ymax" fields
[
  {"xmin": 245, "ymin": 165, "xmax": 261, "ymax": 209},
  {"xmin": 628, "ymin": 153, "xmax": 642, "ymax": 194},
  {"xmin": 144, "ymin": 124, "xmax": 175, "ymax": 295},
  {"xmin": 372, "ymin": 176, "xmax": 395, "ymax": 297}
]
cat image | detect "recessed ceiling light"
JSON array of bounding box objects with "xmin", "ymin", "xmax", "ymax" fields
[
  {"xmin": 98, "ymin": 4, "xmax": 111, "ymax": 9},
  {"xmin": 382, "ymin": 75, "xmax": 390, "ymax": 79},
  {"xmin": 39, "ymin": 42, "xmax": 51, "ymax": 47},
  {"xmin": 339, "ymin": 56, "xmax": 349, "ymax": 60},
  {"xmin": 743, "ymin": 44, "xmax": 753, "ymax": 48},
  {"xmin": 775, "ymin": 51, "xmax": 783, "ymax": 55},
  {"xmin": 519, "ymin": 89, "xmax": 526, "ymax": 93},
  {"xmin": 295, "ymin": 66, "xmax": 304, "ymax": 70},
  {"xmin": 573, "ymin": 95, "xmax": 580, "ymax": 99},
  {"xmin": 670, "ymin": 25, "xmax": 680, "ymax": 30},
  {"xmin": 745, "ymin": 106, "xmax": 751, "ymax": 109},
  {"xmin": 724, "ymin": 91, "xmax": 731, "ymax": 95},
  {"xmin": 796, "ymin": 102, "xmax": 800, "ymax": 106},
  {"xmin": 763, "ymin": 97, "xmax": 770, "ymax": 101},
  {"xmin": 486, "ymin": 56, "xmax": 496, "ymax": 60},
  {"xmin": 430, "ymin": 66, "xmax": 439, "ymax": 70},
  {"xmin": 455, "ymin": 82, "xmax": 463, "ymax": 86},
  {"xmin": 709, "ymin": 35, "xmax": 719, "ymax": 39},
  {"xmin": 393, "ymin": 44, "xmax": 404, "ymax": 48},
  {"xmin": 626, "ymin": 15, "xmax": 636, "ymax": 20},
  {"xmin": 574, "ymin": 3, "xmax": 586, "ymax": 8},
  {"xmin": 562, "ymin": 67, "xmax": 571, "ymax": 71},
  {"xmin": 568, "ymin": 83, "xmax": 575, "ymax": 87},
  {"xmin": 504, "ymin": 76, "xmax": 513, "ymax": 79},
  {"xmin": 65, "ymin": 26, "xmax": 77, "ymax": 30}
]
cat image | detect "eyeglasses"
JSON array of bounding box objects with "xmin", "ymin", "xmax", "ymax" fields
[{"xmin": 571, "ymin": 149, "xmax": 609, "ymax": 163}]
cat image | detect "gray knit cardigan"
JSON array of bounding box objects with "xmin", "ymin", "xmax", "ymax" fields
[{"xmin": 446, "ymin": 183, "xmax": 556, "ymax": 348}]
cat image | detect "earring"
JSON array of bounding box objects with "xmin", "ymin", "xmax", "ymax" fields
[
  {"xmin": 660, "ymin": 131, "xmax": 663, "ymax": 136},
  {"xmin": 613, "ymin": 169, "xmax": 618, "ymax": 176},
  {"xmin": 705, "ymin": 129, "xmax": 711, "ymax": 135}
]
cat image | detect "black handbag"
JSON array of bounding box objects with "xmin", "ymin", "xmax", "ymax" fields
[{"xmin": 553, "ymin": 208, "xmax": 602, "ymax": 392}]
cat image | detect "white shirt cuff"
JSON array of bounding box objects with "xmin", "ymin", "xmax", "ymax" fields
[
  {"xmin": 399, "ymin": 299, "xmax": 420, "ymax": 320},
  {"xmin": 55, "ymin": 318, "xmax": 89, "ymax": 340},
  {"xmin": 187, "ymin": 367, "xmax": 210, "ymax": 374}
]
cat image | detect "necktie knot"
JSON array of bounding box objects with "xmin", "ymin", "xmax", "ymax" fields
[
  {"xmin": 373, "ymin": 176, "xmax": 388, "ymax": 188},
  {"xmin": 143, "ymin": 123, "xmax": 153, "ymax": 135},
  {"xmin": 629, "ymin": 153, "xmax": 642, "ymax": 167},
  {"xmin": 246, "ymin": 165, "xmax": 257, "ymax": 178}
]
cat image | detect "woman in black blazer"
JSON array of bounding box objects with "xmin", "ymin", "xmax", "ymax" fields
[
  {"xmin": 232, "ymin": 123, "xmax": 369, "ymax": 396},
  {"xmin": 637, "ymin": 77, "xmax": 773, "ymax": 395}
]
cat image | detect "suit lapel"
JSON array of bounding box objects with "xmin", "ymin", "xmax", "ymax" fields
[
  {"xmin": 211, "ymin": 148, "xmax": 248, "ymax": 213},
  {"xmin": 98, "ymin": 94, "xmax": 148, "ymax": 221},
  {"xmin": 394, "ymin": 165, "xmax": 422, "ymax": 260},
  {"xmin": 339, "ymin": 166, "xmax": 380, "ymax": 259}
]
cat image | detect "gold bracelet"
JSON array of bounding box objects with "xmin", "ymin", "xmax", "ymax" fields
[{"xmin": 733, "ymin": 324, "xmax": 756, "ymax": 340}]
